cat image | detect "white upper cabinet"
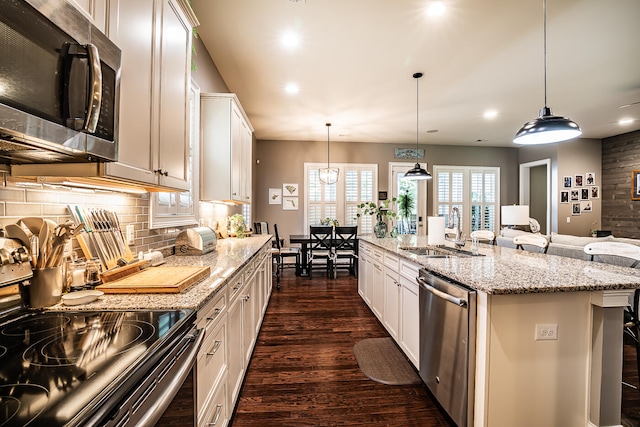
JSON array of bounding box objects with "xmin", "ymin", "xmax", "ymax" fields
[
  {"xmin": 67, "ymin": 0, "xmax": 107, "ymax": 32},
  {"xmin": 200, "ymin": 94, "xmax": 254, "ymax": 203},
  {"xmin": 104, "ymin": 0, "xmax": 198, "ymax": 191}
]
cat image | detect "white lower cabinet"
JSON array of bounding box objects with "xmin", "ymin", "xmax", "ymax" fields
[
  {"xmin": 196, "ymin": 243, "xmax": 273, "ymax": 426},
  {"xmin": 358, "ymin": 241, "xmax": 420, "ymax": 369},
  {"xmin": 196, "ymin": 289, "xmax": 228, "ymax": 426},
  {"xmin": 398, "ymin": 260, "xmax": 420, "ymax": 369}
]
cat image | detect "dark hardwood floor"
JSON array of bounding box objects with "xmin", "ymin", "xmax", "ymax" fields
[
  {"xmin": 230, "ymin": 269, "xmax": 454, "ymax": 426},
  {"xmin": 226, "ymin": 268, "xmax": 640, "ymax": 426}
]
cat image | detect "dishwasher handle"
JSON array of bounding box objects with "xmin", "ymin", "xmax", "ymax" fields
[{"xmin": 417, "ymin": 276, "xmax": 467, "ymax": 307}]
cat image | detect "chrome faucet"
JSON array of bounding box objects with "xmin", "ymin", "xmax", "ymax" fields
[{"xmin": 448, "ymin": 207, "xmax": 466, "ymax": 248}]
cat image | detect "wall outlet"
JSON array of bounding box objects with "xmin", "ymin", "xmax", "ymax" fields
[
  {"xmin": 126, "ymin": 224, "xmax": 135, "ymax": 245},
  {"xmin": 535, "ymin": 324, "xmax": 558, "ymax": 340}
]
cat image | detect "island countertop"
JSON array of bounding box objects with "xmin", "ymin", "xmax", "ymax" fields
[
  {"xmin": 50, "ymin": 234, "xmax": 272, "ymax": 311},
  {"xmin": 360, "ymin": 235, "xmax": 640, "ymax": 295}
]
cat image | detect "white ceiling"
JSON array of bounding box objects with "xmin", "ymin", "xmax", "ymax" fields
[{"xmin": 190, "ymin": 0, "xmax": 640, "ymax": 147}]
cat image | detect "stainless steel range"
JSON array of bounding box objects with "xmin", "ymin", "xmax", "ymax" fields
[{"xmin": 0, "ymin": 237, "xmax": 203, "ymax": 426}]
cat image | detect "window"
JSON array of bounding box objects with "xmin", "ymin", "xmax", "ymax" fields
[
  {"xmin": 433, "ymin": 166, "xmax": 499, "ymax": 235},
  {"xmin": 304, "ymin": 163, "xmax": 377, "ymax": 233}
]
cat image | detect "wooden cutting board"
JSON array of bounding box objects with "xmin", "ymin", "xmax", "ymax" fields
[{"xmin": 96, "ymin": 266, "xmax": 210, "ymax": 294}]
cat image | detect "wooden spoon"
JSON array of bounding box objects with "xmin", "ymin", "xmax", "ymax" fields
[
  {"xmin": 20, "ymin": 217, "xmax": 44, "ymax": 236},
  {"xmin": 5, "ymin": 224, "xmax": 30, "ymax": 246}
]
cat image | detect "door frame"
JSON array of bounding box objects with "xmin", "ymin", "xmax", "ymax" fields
[
  {"xmin": 388, "ymin": 162, "xmax": 427, "ymax": 235},
  {"xmin": 519, "ymin": 158, "xmax": 551, "ymax": 234}
]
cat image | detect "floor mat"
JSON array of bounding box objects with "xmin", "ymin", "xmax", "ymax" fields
[{"xmin": 353, "ymin": 337, "xmax": 421, "ymax": 385}]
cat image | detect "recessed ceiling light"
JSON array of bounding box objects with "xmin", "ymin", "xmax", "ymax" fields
[
  {"xmin": 426, "ymin": 1, "xmax": 446, "ymax": 17},
  {"xmin": 281, "ymin": 31, "xmax": 299, "ymax": 48},
  {"xmin": 426, "ymin": 129, "xmax": 439, "ymax": 133},
  {"xmin": 285, "ymin": 82, "xmax": 299, "ymax": 94},
  {"xmin": 619, "ymin": 118, "xmax": 635, "ymax": 125},
  {"xmin": 484, "ymin": 110, "xmax": 498, "ymax": 120}
]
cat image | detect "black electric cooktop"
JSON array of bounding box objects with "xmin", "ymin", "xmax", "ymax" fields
[{"xmin": 0, "ymin": 308, "xmax": 193, "ymax": 426}]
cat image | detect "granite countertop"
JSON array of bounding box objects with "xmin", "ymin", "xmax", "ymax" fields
[
  {"xmin": 50, "ymin": 234, "xmax": 272, "ymax": 311},
  {"xmin": 360, "ymin": 235, "xmax": 640, "ymax": 295}
]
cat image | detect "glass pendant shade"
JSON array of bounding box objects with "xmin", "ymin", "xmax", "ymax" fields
[
  {"xmin": 405, "ymin": 72, "xmax": 432, "ymax": 180},
  {"xmin": 318, "ymin": 167, "xmax": 339, "ymax": 184},
  {"xmin": 319, "ymin": 122, "xmax": 339, "ymax": 185},
  {"xmin": 513, "ymin": 107, "xmax": 582, "ymax": 145}
]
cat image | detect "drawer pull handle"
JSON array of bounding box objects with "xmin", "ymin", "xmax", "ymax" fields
[
  {"xmin": 208, "ymin": 404, "xmax": 223, "ymax": 425},
  {"xmin": 207, "ymin": 340, "xmax": 222, "ymax": 356},
  {"xmin": 207, "ymin": 308, "xmax": 222, "ymax": 322}
]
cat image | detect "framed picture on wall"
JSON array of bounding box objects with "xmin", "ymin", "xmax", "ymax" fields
[
  {"xmin": 570, "ymin": 190, "xmax": 579, "ymax": 201},
  {"xmin": 283, "ymin": 197, "xmax": 298, "ymax": 210},
  {"xmin": 585, "ymin": 172, "xmax": 596, "ymax": 185},
  {"xmin": 572, "ymin": 202, "xmax": 581, "ymax": 216},
  {"xmin": 580, "ymin": 200, "xmax": 593, "ymax": 213},
  {"xmin": 269, "ymin": 188, "xmax": 282, "ymax": 204},
  {"xmin": 581, "ymin": 188, "xmax": 590, "ymax": 200},
  {"xmin": 590, "ymin": 186, "xmax": 599, "ymax": 199},
  {"xmin": 633, "ymin": 170, "xmax": 640, "ymax": 201},
  {"xmin": 283, "ymin": 183, "xmax": 299, "ymax": 197},
  {"xmin": 574, "ymin": 174, "xmax": 583, "ymax": 187},
  {"xmin": 560, "ymin": 191, "xmax": 569, "ymax": 203},
  {"xmin": 563, "ymin": 176, "xmax": 572, "ymax": 188}
]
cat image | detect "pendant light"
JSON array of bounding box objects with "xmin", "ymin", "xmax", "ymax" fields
[
  {"xmin": 513, "ymin": 0, "xmax": 582, "ymax": 145},
  {"xmin": 404, "ymin": 72, "xmax": 432, "ymax": 180},
  {"xmin": 318, "ymin": 123, "xmax": 339, "ymax": 185}
]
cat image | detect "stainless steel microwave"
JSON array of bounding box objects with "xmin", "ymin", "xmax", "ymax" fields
[{"xmin": 0, "ymin": 0, "xmax": 120, "ymax": 164}]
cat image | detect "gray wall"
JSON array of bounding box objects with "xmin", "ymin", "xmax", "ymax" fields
[
  {"xmin": 254, "ymin": 140, "xmax": 519, "ymax": 240},
  {"xmin": 530, "ymin": 165, "xmax": 548, "ymax": 234},
  {"xmin": 602, "ymin": 130, "xmax": 640, "ymax": 238}
]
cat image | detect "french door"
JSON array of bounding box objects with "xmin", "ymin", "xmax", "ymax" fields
[{"xmin": 389, "ymin": 162, "xmax": 427, "ymax": 235}]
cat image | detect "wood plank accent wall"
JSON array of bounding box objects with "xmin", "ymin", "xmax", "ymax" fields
[{"xmin": 602, "ymin": 130, "xmax": 640, "ymax": 238}]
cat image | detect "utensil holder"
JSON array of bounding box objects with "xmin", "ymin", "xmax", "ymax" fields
[{"xmin": 29, "ymin": 266, "xmax": 64, "ymax": 308}]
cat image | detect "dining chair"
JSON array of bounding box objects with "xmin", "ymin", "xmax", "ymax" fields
[
  {"xmin": 333, "ymin": 226, "xmax": 358, "ymax": 278},
  {"xmin": 470, "ymin": 230, "xmax": 495, "ymax": 245},
  {"xmin": 513, "ymin": 234, "xmax": 548, "ymax": 253},
  {"xmin": 308, "ymin": 226, "xmax": 335, "ymax": 278},
  {"xmin": 272, "ymin": 224, "xmax": 300, "ymax": 288},
  {"xmin": 584, "ymin": 241, "xmax": 640, "ymax": 390}
]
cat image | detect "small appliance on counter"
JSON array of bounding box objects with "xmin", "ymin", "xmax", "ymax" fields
[
  {"xmin": 175, "ymin": 227, "xmax": 217, "ymax": 256},
  {"xmin": 0, "ymin": 236, "xmax": 33, "ymax": 310}
]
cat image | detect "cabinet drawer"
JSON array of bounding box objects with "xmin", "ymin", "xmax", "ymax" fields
[
  {"xmin": 197, "ymin": 320, "xmax": 226, "ymax": 415},
  {"xmin": 372, "ymin": 248, "xmax": 383, "ymax": 263},
  {"xmin": 359, "ymin": 242, "xmax": 372, "ymax": 257},
  {"xmin": 197, "ymin": 289, "xmax": 227, "ymax": 329},
  {"xmin": 384, "ymin": 252, "xmax": 399, "ymax": 270},
  {"xmin": 199, "ymin": 378, "xmax": 227, "ymax": 427},
  {"xmin": 398, "ymin": 259, "xmax": 420, "ymax": 281},
  {"xmin": 227, "ymin": 273, "xmax": 244, "ymax": 303}
]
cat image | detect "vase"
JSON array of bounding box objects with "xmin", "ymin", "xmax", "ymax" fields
[
  {"xmin": 374, "ymin": 221, "xmax": 388, "ymax": 238},
  {"xmin": 390, "ymin": 226, "xmax": 398, "ymax": 238}
]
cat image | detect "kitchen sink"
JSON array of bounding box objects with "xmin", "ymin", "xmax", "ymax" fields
[{"xmin": 399, "ymin": 246, "xmax": 485, "ymax": 258}]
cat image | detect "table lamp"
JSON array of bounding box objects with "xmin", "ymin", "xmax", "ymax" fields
[{"xmin": 501, "ymin": 205, "xmax": 530, "ymax": 229}]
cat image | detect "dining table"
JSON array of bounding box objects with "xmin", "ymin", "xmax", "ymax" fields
[{"xmin": 289, "ymin": 234, "xmax": 359, "ymax": 277}]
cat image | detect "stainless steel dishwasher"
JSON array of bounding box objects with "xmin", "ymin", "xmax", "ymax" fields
[{"xmin": 417, "ymin": 269, "xmax": 476, "ymax": 427}]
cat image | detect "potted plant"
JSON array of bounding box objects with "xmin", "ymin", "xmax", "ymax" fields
[
  {"xmin": 355, "ymin": 198, "xmax": 397, "ymax": 238},
  {"xmin": 228, "ymin": 213, "xmax": 246, "ymax": 238},
  {"xmin": 397, "ymin": 190, "xmax": 415, "ymax": 235}
]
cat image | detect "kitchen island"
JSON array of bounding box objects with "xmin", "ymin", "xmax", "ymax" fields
[{"xmin": 359, "ymin": 235, "xmax": 640, "ymax": 427}]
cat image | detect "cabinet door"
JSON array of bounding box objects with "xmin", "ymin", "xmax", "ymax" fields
[
  {"xmin": 157, "ymin": 0, "xmax": 191, "ymax": 190},
  {"xmin": 227, "ymin": 294, "xmax": 244, "ymax": 404},
  {"xmin": 399, "ymin": 274, "xmax": 420, "ymax": 369},
  {"xmin": 241, "ymin": 118, "xmax": 252, "ymax": 203},
  {"xmin": 242, "ymin": 271, "xmax": 257, "ymax": 365},
  {"xmin": 371, "ymin": 260, "xmax": 384, "ymax": 320},
  {"xmin": 68, "ymin": 0, "xmax": 107, "ymax": 32},
  {"xmin": 105, "ymin": 0, "xmax": 156, "ymax": 185},
  {"xmin": 230, "ymin": 103, "xmax": 244, "ymax": 202},
  {"xmin": 196, "ymin": 319, "xmax": 226, "ymax": 419},
  {"xmin": 383, "ymin": 267, "xmax": 400, "ymax": 340}
]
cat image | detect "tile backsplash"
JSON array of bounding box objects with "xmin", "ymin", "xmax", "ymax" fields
[{"xmin": 0, "ymin": 179, "xmax": 188, "ymax": 258}]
